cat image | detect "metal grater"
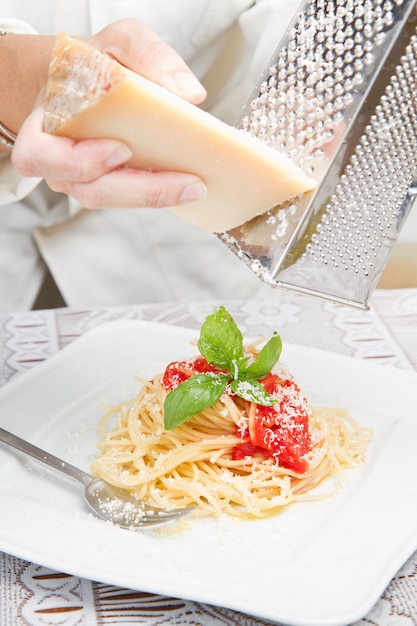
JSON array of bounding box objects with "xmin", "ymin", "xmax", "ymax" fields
[{"xmin": 220, "ymin": 0, "xmax": 417, "ymax": 309}]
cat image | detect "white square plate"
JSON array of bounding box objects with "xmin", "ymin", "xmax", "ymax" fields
[{"xmin": 0, "ymin": 320, "xmax": 416, "ymax": 626}]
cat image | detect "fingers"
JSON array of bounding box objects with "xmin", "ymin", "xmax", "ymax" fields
[
  {"xmin": 12, "ymin": 105, "xmax": 132, "ymax": 179},
  {"xmin": 12, "ymin": 105, "xmax": 207, "ymax": 209},
  {"xmin": 88, "ymin": 19, "xmax": 207, "ymax": 105},
  {"xmin": 49, "ymin": 168, "xmax": 208, "ymax": 210},
  {"xmin": 11, "ymin": 20, "xmax": 209, "ymax": 210}
]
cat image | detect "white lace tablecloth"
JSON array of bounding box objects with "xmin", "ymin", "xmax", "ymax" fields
[{"xmin": 0, "ymin": 289, "xmax": 416, "ymax": 626}]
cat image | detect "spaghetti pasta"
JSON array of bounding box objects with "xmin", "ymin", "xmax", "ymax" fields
[{"xmin": 91, "ymin": 363, "xmax": 372, "ymax": 519}]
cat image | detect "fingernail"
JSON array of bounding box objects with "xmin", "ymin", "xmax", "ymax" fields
[
  {"xmin": 106, "ymin": 147, "xmax": 133, "ymax": 169},
  {"xmin": 180, "ymin": 181, "xmax": 208, "ymax": 204},
  {"xmin": 171, "ymin": 72, "xmax": 207, "ymax": 101}
]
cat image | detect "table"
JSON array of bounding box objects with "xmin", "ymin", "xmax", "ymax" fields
[{"xmin": 1, "ymin": 288, "xmax": 416, "ymax": 626}]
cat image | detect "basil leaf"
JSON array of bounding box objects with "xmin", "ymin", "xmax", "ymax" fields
[
  {"xmin": 164, "ymin": 373, "xmax": 229, "ymax": 430},
  {"xmin": 198, "ymin": 305, "xmax": 244, "ymax": 369},
  {"xmin": 245, "ymin": 333, "xmax": 282, "ymax": 380},
  {"xmin": 230, "ymin": 378, "xmax": 277, "ymax": 406},
  {"xmin": 229, "ymin": 356, "xmax": 249, "ymax": 380}
]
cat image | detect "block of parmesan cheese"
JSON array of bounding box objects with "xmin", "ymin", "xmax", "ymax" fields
[{"xmin": 44, "ymin": 33, "xmax": 316, "ymax": 233}]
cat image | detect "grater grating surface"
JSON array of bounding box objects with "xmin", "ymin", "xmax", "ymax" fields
[{"xmin": 220, "ymin": 0, "xmax": 417, "ymax": 308}]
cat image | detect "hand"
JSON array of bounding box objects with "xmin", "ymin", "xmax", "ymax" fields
[{"xmin": 12, "ymin": 19, "xmax": 208, "ymax": 209}]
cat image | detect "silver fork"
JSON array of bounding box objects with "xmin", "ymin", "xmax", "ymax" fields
[{"xmin": 0, "ymin": 426, "xmax": 194, "ymax": 529}]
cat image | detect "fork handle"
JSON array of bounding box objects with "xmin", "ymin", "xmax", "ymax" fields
[{"xmin": 0, "ymin": 426, "xmax": 92, "ymax": 487}]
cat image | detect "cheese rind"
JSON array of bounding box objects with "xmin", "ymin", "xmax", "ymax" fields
[{"xmin": 44, "ymin": 33, "xmax": 317, "ymax": 233}]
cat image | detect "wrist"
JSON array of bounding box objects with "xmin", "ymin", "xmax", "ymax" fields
[
  {"xmin": 0, "ymin": 33, "xmax": 55, "ymax": 140},
  {"xmin": 0, "ymin": 121, "xmax": 16, "ymax": 150},
  {"xmin": 0, "ymin": 32, "xmax": 16, "ymax": 149}
]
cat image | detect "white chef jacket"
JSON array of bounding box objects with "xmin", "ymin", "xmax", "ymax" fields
[{"xmin": 0, "ymin": 0, "xmax": 300, "ymax": 311}]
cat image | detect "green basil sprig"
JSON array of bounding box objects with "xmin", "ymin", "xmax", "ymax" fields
[{"xmin": 164, "ymin": 306, "xmax": 282, "ymax": 430}]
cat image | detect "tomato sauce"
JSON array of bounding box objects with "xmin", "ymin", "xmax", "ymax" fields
[{"xmin": 162, "ymin": 358, "xmax": 311, "ymax": 474}]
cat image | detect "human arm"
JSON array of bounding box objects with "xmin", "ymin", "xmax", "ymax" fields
[
  {"xmin": 5, "ymin": 19, "xmax": 208, "ymax": 208},
  {"xmin": 0, "ymin": 33, "xmax": 55, "ymax": 152}
]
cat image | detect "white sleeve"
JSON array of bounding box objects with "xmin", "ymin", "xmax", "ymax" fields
[
  {"xmin": 0, "ymin": 18, "xmax": 41, "ymax": 206},
  {"xmin": 0, "ymin": 18, "xmax": 37, "ymax": 34}
]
